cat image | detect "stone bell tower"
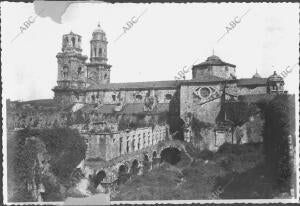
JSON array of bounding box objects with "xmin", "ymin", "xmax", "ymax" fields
[
  {"xmin": 53, "ymin": 31, "xmax": 88, "ymax": 104},
  {"xmin": 87, "ymin": 23, "xmax": 111, "ymax": 85}
]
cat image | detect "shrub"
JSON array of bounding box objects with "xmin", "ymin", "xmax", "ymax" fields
[
  {"xmin": 219, "ymin": 154, "xmax": 235, "ymax": 171},
  {"xmin": 10, "ymin": 128, "xmax": 86, "ymax": 201},
  {"xmin": 260, "ymin": 95, "xmax": 295, "ymax": 191},
  {"xmin": 198, "ymin": 149, "xmax": 214, "ymax": 160}
]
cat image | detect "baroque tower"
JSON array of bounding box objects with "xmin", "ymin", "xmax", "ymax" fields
[
  {"xmin": 87, "ymin": 23, "xmax": 111, "ymax": 85},
  {"xmin": 53, "ymin": 31, "xmax": 88, "ymax": 104}
]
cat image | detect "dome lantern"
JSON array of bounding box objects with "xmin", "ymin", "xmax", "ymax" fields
[{"xmin": 267, "ymin": 71, "xmax": 285, "ymax": 94}]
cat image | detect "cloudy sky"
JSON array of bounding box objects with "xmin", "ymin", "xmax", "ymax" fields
[{"xmin": 1, "ymin": 2, "xmax": 299, "ymax": 101}]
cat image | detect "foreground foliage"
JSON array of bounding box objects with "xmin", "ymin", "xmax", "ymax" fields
[
  {"xmin": 259, "ymin": 95, "xmax": 295, "ymax": 192},
  {"xmin": 113, "ymin": 143, "xmax": 264, "ymax": 200},
  {"xmin": 8, "ymin": 128, "xmax": 86, "ymax": 202}
]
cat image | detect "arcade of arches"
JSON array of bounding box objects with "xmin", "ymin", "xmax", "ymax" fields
[{"xmin": 89, "ymin": 143, "xmax": 185, "ymax": 189}]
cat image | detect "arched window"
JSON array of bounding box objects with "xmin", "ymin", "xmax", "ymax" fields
[
  {"xmin": 71, "ymin": 37, "xmax": 75, "ymax": 47},
  {"xmin": 75, "ymin": 93, "xmax": 80, "ymax": 100},
  {"xmin": 91, "ymin": 95, "xmax": 95, "ymax": 102},
  {"xmin": 126, "ymin": 141, "xmax": 129, "ymax": 153},
  {"xmin": 104, "ymin": 73, "xmax": 108, "ymax": 79},
  {"xmin": 137, "ymin": 139, "xmax": 140, "ymax": 150},
  {"xmin": 132, "ymin": 139, "xmax": 135, "ymax": 151},
  {"xmin": 77, "ymin": 67, "xmax": 82, "ymax": 76},
  {"xmin": 64, "ymin": 37, "xmax": 68, "ymax": 46},
  {"xmin": 62, "ymin": 66, "xmax": 68, "ymax": 78},
  {"xmin": 99, "ymin": 48, "xmax": 102, "ymax": 56},
  {"xmin": 94, "ymin": 48, "xmax": 97, "ymax": 57}
]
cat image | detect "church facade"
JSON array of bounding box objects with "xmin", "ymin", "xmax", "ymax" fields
[
  {"xmin": 7, "ymin": 24, "xmax": 287, "ymax": 168},
  {"xmin": 51, "ymin": 24, "xmax": 285, "ymax": 154}
]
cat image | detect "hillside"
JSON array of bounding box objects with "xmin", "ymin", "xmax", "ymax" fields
[{"xmin": 112, "ymin": 142, "xmax": 290, "ymax": 200}]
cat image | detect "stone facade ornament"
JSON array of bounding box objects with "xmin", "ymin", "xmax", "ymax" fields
[
  {"xmin": 143, "ymin": 95, "xmax": 158, "ymax": 112},
  {"xmin": 193, "ymin": 86, "xmax": 221, "ymax": 103}
]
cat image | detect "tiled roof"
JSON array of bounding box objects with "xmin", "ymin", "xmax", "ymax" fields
[
  {"xmin": 87, "ymin": 77, "xmax": 231, "ymax": 91},
  {"xmin": 237, "ymin": 78, "xmax": 267, "ymax": 86},
  {"xmin": 87, "ymin": 80, "xmax": 183, "ymax": 91},
  {"xmin": 193, "ymin": 55, "xmax": 236, "ymax": 68},
  {"xmin": 182, "ymin": 75, "xmax": 228, "ymax": 84}
]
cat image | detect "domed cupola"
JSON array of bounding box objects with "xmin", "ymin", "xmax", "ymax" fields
[
  {"xmin": 192, "ymin": 54, "xmax": 236, "ymax": 80},
  {"xmin": 252, "ymin": 69, "xmax": 261, "ymax": 78},
  {"xmin": 205, "ymin": 55, "xmax": 223, "ymax": 64},
  {"xmin": 92, "ymin": 23, "xmax": 107, "ymax": 41},
  {"xmin": 90, "ymin": 23, "xmax": 108, "ymax": 64},
  {"xmin": 267, "ymin": 71, "xmax": 285, "ymax": 94}
]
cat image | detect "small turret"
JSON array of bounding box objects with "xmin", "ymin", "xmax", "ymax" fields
[{"xmin": 267, "ymin": 71, "xmax": 285, "ymax": 94}]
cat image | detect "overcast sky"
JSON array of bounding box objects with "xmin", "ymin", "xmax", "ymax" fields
[{"xmin": 1, "ymin": 2, "xmax": 299, "ymax": 101}]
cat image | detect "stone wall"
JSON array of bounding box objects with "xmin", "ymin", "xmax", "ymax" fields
[
  {"xmin": 180, "ymin": 83, "xmax": 224, "ymax": 124},
  {"xmin": 83, "ymin": 133, "xmax": 107, "ymax": 160},
  {"xmin": 193, "ymin": 65, "xmax": 235, "ymax": 80},
  {"xmin": 85, "ymin": 125, "xmax": 168, "ymax": 161},
  {"xmin": 85, "ymin": 88, "xmax": 176, "ymax": 105},
  {"xmin": 237, "ymin": 86, "xmax": 267, "ymax": 95}
]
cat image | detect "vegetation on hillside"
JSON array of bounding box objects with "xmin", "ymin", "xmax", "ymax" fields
[
  {"xmin": 113, "ymin": 95, "xmax": 296, "ymax": 200},
  {"xmin": 8, "ymin": 128, "xmax": 86, "ymax": 202},
  {"xmin": 113, "ymin": 142, "xmax": 264, "ymax": 200},
  {"xmin": 259, "ymin": 95, "xmax": 295, "ymax": 193}
]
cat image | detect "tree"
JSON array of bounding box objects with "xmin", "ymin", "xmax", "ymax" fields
[
  {"xmin": 260, "ymin": 94, "xmax": 295, "ymax": 191},
  {"xmin": 10, "ymin": 128, "xmax": 86, "ymax": 201},
  {"xmin": 167, "ymin": 91, "xmax": 185, "ymax": 140},
  {"xmin": 223, "ymin": 101, "xmax": 257, "ymax": 144}
]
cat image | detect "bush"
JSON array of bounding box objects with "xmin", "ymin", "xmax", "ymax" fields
[
  {"xmin": 260, "ymin": 95, "xmax": 295, "ymax": 191},
  {"xmin": 198, "ymin": 149, "xmax": 214, "ymax": 160},
  {"xmin": 219, "ymin": 154, "xmax": 234, "ymax": 171},
  {"xmin": 10, "ymin": 128, "xmax": 86, "ymax": 201},
  {"xmin": 217, "ymin": 142, "xmax": 261, "ymax": 156}
]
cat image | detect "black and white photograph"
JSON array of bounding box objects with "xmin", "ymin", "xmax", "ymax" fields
[{"xmin": 1, "ymin": 1, "xmax": 299, "ymax": 205}]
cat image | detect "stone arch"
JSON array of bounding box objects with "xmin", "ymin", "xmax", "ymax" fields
[
  {"xmin": 152, "ymin": 151, "xmax": 157, "ymax": 159},
  {"xmin": 143, "ymin": 154, "xmax": 150, "ymax": 172},
  {"xmin": 71, "ymin": 37, "xmax": 76, "ymax": 47},
  {"xmin": 93, "ymin": 170, "xmax": 106, "ymax": 188},
  {"xmin": 130, "ymin": 159, "xmax": 139, "ymax": 176},
  {"xmin": 118, "ymin": 164, "xmax": 129, "ymax": 185},
  {"xmin": 152, "ymin": 151, "xmax": 159, "ymax": 167},
  {"xmin": 160, "ymin": 147, "xmax": 181, "ymax": 165}
]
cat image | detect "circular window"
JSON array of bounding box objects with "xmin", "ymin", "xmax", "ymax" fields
[
  {"xmin": 165, "ymin": 94, "xmax": 172, "ymax": 100},
  {"xmin": 200, "ymin": 87, "xmax": 211, "ymax": 98}
]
